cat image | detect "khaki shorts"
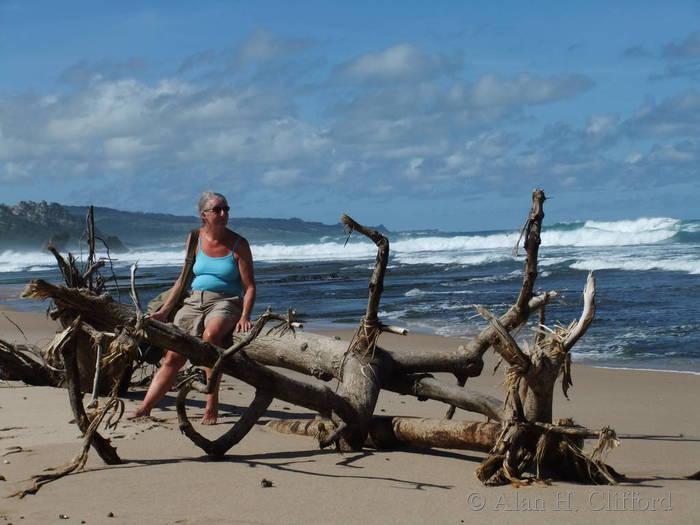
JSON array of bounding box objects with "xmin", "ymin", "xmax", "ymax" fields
[{"xmin": 173, "ymin": 290, "xmax": 242, "ymax": 337}]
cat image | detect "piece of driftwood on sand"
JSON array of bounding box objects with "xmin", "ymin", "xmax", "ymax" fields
[{"xmin": 3, "ymin": 191, "xmax": 629, "ymax": 496}]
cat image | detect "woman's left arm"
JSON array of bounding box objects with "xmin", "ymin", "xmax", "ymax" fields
[{"xmin": 235, "ymin": 238, "xmax": 256, "ymax": 332}]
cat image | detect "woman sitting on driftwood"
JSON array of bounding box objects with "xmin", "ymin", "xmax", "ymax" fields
[{"xmin": 132, "ymin": 191, "xmax": 256, "ymax": 424}]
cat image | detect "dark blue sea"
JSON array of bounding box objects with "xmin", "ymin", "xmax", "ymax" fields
[{"xmin": 1, "ymin": 217, "xmax": 699, "ymax": 373}]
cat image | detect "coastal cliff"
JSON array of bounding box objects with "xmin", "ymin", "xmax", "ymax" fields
[{"xmin": 0, "ymin": 201, "xmax": 127, "ymax": 251}]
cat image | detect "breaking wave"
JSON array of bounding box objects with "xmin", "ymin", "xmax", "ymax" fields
[{"xmin": 1, "ymin": 217, "xmax": 697, "ymax": 272}]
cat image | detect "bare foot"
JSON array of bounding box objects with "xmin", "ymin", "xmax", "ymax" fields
[
  {"xmin": 128, "ymin": 407, "xmax": 151, "ymax": 420},
  {"xmin": 201, "ymin": 411, "xmax": 218, "ymax": 425}
]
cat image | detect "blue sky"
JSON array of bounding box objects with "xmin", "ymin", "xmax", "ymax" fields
[{"xmin": 1, "ymin": 1, "xmax": 699, "ymax": 230}]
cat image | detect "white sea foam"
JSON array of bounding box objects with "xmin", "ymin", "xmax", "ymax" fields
[
  {"xmin": 403, "ymin": 288, "xmax": 474, "ymax": 297},
  {"xmin": 0, "ymin": 217, "xmax": 695, "ymax": 271},
  {"xmin": 469, "ymin": 270, "xmax": 522, "ymax": 283},
  {"xmin": 538, "ymin": 257, "xmax": 572, "ymax": 267},
  {"xmin": 393, "ymin": 252, "xmax": 513, "ymax": 266},
  {"xmin": 570, "ymin": 349, "xmax": 625, "ymax": 361},
  {"xmin": 542, "ymin": 218, "xmax": 679, "ymax": 247},
  {"xmin": 0, "ymin": 251, "xmax": 58, "ymax": 273},
  {"xmin": 0, "ymin": 242, "xmax": 377, "ymax": 272},
  {"xmin": 584, "ymin": 217, "xmax": 679, "ymax": 233},
  {"xmin": 589, "ymin": 366, "xmax": 700, "ymax": 376},
  {"xmin": 683, "ymin": 221, "xmax": 700, "ymax": 233},
  {"xmin": 392, "ymin": 234, "xmax": 517, "ymax": 252},
  {"xmin": 570, "ymin": 255, "xmax": 700, "ymax": 274},
  {"xmin": 246, "ymin": 217, "xmax": 688, "ymax": 266},
  {"xmin": 252, "ymin": 241, "xmax": 376, "ymax": 262}
]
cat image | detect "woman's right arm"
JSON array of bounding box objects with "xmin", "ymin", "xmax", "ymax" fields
[{"xmin": 151, "ymin": 233, "xmax": 192, "ymax": 322}]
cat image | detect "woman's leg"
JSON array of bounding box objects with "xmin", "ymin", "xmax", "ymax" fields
[
  {"xmin": 133, "ymin": 350, "xmax": 188, "ymax": 417},
  {"xmin": 200, "ymin": 316, "xmax": 236, "ymax": 425}
]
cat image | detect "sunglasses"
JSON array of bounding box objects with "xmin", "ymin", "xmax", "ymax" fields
[{"xmin": 204, "ymin": 205, "xmax": 230, "ymax": 214}]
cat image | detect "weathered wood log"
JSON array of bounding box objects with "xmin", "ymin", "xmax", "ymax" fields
[
  {"xmin": 23, "ymin": 280, "xmax": 506, "ymax": 423},
  {"xmin": 0, "ymin": 339, "xmax": 58, "ymax": 386},
  {"xmin": 266, "ymin": 417, "xmax": 501, "ymax": 452},
  {"xmin": 20, "ymin": 286, "xmax": 550, "ymax": 385}
]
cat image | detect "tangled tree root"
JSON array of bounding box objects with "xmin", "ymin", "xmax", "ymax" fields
[{"xmin": 476, "ymin": 420, "xmax": 624, "ymax": 486}]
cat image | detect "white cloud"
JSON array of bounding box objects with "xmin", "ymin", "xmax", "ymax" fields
[
  {"xmin": 103, "ymin": 136, "xmax": 155, "ymax": 159},
  {"xmin": 44, "ymin": 78, "xmax": 193, "ymax": 142},
  {"xmin": 662, "ymin": 31, "xmax": 700, "ymax": 59},
  {"xmin": 261, "ymin": 167, "xmax": 303, "ymax": 187},
  {"xmin": 625, "ymin": 90, "xmax": 700, "ymax": 138},
  {"xmin": 583, "ymin": 114, "xmax": 619, "ymax": 148},
  {"xmin": 1, "ymin": 161, "xmax": 32, "ymax": 181},
  {"xmin": 649, "ymin": 141, "xmax": 698, "ymax": 163},
  {"xmin": 237, "ymin": 29, "xmax": 314, "ymax": 63},
  {"xmin": 550, "ymin": 159, "xmax": 600, "ymax": 176},
  {"xmin": 59, "ymin": 58, "xmax": 149, "ymax": 85},
  {"xmin": 335, "ymin": 44, "xmax": 458, "ymax": 84},
  {"xmin": 619, "ymin": 140, "xmax": 700, "ymax": 185},
  {"xmin": 464, "ymin": 131, "xmax": 520, "ymax": 158},
  {"xmin": 403, "ymin": 157, "xmax": 424, "ymax": 180},
  {"xmin": 585, "ymin": 114, "xmax": 618, "ymax": 136},
  {"xmin": 178, "ymin": 49, "xmax": 223, "ymax": 73},
  {"xmin": 1, "ymin": 33, "xmax": 695, "ymax": 210},
  {"xmin": 466, "ymin": 73, "xmax": 593, "ymax": 108},
  {"xmin": 179, "ymin": 117, "xmax": 328, "ymax": 164},
  {"xmin": 625, "ymin": 152, "xmax": 643, "ymax": 164}
]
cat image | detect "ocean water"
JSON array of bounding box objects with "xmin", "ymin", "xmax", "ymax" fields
[{"xmin": 1, "ymin": 217, "xmax": 699, "ymax": 373}]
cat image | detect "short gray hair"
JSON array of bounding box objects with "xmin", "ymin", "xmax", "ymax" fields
[{"xmin": 198, "ymin": 191, "xmax": 227, "ymax": 214}]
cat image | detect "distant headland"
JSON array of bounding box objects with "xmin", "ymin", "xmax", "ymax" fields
[{"xmin": 0, "ymin": 201, "xmax": 390, "ymax": 252}]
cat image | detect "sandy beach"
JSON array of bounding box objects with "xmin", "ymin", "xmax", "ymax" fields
[{"xmin": 1, "ymin": 308, "xmax": 698, "ymax": 524}]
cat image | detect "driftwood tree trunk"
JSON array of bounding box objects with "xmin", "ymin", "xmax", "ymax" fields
[
  {"xmin": 267, "ymin": 417, "xmax": 501, "ymax": 452},
  {"xmin": 10, "ymin": 189, "xmax": 623, "ymax": 490}
]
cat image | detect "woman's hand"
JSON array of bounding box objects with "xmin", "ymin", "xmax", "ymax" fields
[
  {"xmin": 150, "ymin": 309, "xmax": 170, "ymax": 322},
  {"xmin": 235, "ymin": 316, "xmax": 252, "ymax": 332}
]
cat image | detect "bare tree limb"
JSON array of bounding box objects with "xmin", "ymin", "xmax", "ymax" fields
[
  {"xmin": 176, "ymin": 378, "xmax": 273, "ymax": 456},
  {"xmin": 562, "ymin": 272, "xmax": 596, "ymax": 352},
  {"xmin": 129, "ymin": 263, "xmax": 144, "ymax": 316}
]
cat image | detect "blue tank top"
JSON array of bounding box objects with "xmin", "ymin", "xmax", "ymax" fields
[{"xmin": 191, "ymin": 237, "xmax": 243, "ymax": 296}]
